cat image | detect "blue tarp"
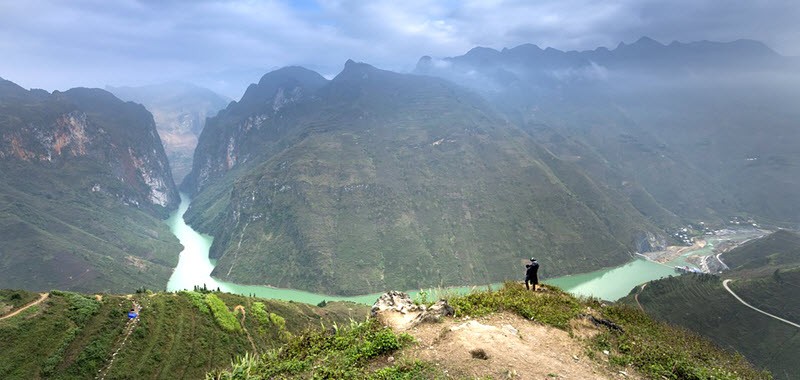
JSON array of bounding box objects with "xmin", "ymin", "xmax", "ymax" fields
[{"xmin": 128, "ymin": 311, "xmax": 138, "ymax": 319}]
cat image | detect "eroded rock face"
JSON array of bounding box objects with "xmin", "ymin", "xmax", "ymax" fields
[
  {"xmin": 370, "ymin": 291, "xmax": 454, "ymax": 330},
  {"xmin": 0, "ymin": 81, "xmax": 179, "ymax": 214}
]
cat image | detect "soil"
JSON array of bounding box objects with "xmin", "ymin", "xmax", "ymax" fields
[
  {"xmin": 391, "ymin": 312, "xmax": 641, "ymax": 380},
  {"xmin": 0, "ymin": 293, "xmax": 49, "ymax": 321}
]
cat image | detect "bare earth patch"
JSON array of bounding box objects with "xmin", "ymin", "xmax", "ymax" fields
[{"xmin": 396, "ymin": 312, "xmax": 640, "ymax": 380}]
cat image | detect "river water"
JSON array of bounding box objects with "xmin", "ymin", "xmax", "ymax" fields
[{"xmin": 165, "ymin": 194, "xmax": 690, "ymax": 303}]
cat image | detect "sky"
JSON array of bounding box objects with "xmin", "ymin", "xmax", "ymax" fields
[{"xmin": 1, "ymin": 0, "xmax": 799, "ymax": 98}]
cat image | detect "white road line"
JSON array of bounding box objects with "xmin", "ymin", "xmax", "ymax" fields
[{"xmin": 722, "ymin": 279, "xmax": 800, "ymax": 329}]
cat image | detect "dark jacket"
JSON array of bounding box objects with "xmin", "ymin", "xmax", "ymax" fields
[{"xmin": 526, "ymin": 261, "xmax": 539, "ymax": 278}]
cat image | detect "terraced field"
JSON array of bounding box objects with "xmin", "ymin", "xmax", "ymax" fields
[{"xmin": 0, "ymin": 290, "xmax": 368, "ymax": 379}]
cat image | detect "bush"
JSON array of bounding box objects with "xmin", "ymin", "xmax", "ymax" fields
[{"xmin": 204, "ymin": 294, "xmax": 240, "ymax": 332}]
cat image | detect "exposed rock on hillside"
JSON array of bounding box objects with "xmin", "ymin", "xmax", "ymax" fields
[
  {"xmin": 0, "ymin": 78, "xmax": 181, "ymax": 292},
  {"xmin": 108, "ymin": 82, "xmax": 229, "ymax": 183}
]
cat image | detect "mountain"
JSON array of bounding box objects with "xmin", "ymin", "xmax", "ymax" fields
[
  {"xmin": 0, "ymin": 78, "xmax": 181, "ymax": 293},
  {"xmin": 0, "ymin": 289, "xmax": 367, "ymax": 379},
  {"xmin": 182, "ymin": 61, "xmax": 666, "ymax": 296},
  {"xmin": 618, "ymin": 231, "xmax": 800, "ymax": 377},
  {"xmin": 107, "ymin": 82, "xmax": 230, "ymax": 183},
  {"xmin": 721, "ymin": 229, "xmax": 800, "ymax": 273},
  {"xmin": 416, "ymin": 38, "xmax": 800, "ymax": 228}
]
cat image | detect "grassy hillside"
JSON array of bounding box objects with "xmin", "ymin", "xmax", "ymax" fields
[
  {"xmin": 0, "ymin": 161, "xmax": 182, "ymax": 293},
  {"xmin": 0, "ymin": 289, "xmax": 368, "ymax": 379},
  {"xmin": 212, "ymin": 283, "xmax": 768, "ymax": 379},
  {"xmin": 620, "ymin": 272, "xmax": 800, "ymax": 378},
  {"xmin": 721, "ymin": 229, "xmax": 800, "ymax": 274}
]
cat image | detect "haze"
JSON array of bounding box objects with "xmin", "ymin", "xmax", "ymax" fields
[{"xmin": 2, "ymin": 0, "xmax": 800, "ymax": 98}]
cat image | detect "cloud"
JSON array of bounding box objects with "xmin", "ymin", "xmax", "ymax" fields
[{"xmin": 0, "ymin": 0, "xmax": 797, "ymax": 98}]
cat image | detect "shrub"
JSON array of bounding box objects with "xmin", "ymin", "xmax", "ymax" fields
[{"xmin": 205, "ymin": 294, "xmax": 240, "ymax": 332}]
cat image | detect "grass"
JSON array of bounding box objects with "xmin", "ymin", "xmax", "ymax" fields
[
  {"xmin": 206, "ymin": 318, "xmax": 430, "ymax": 380},
  {"xmin": 447, "ymin": 282, "xmax": 582, "ymax": 329},
  {"xmin": 0, "ymin": 288, "xmax": 39, "ymax": 317},
  {"xmin": 621, "ymin": 272, "xmax": 799, "ymax": 378},
  {"xmin": 210, "ymin": 282, "xmax": 769, "ymax": 379}
]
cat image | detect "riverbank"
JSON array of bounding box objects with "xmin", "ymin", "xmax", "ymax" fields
[{"xmin": 165, "ymin": 194, "xmax": 694, "ymax": 303}]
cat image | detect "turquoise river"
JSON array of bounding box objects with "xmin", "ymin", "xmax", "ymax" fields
[{"xmin": 165, "ymin": 195, "xmax": 736, "ymax": 304}]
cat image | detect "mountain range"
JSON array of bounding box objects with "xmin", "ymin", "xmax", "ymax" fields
[{"xmin": 181, "ymin": 61, "xmax": 665, "ymax": 296}]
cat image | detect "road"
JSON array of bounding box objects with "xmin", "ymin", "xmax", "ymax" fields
[
  {"xmin": 722, "ymin": 279, "xmax": 800, "ymax": 329},
  {"xmin": 0, "ymin": 293, "xmax": 49, "ymax": 321}
]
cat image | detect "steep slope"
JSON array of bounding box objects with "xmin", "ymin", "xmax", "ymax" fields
[
  {"xmin": 416, "ymin": 38, "xmax": 800, "ymax": 228},
  {"xmin": 108, "ymin": 82, "xmax": 230, "ymax": 182},
  {"xmin": 183, "ymin": 61, "xmax": 665, "ymax": 296},
  {"xmin": 0, "ymin": 289, "xmax": 368, "ymax": 379},
  {"xmin": 0, "ymin": 78, "xmax": 181, "ymax": 292},
  {"xmin": 721, "ymin": 229, "xmax": 800, "ymax": 273},
  {"xmin": 618, "ymin": 231, "xmax": 800, "ymax": 377},
  {"xmin": 620, "ymin": 271, "xmax": 800, "ymax": 378}
]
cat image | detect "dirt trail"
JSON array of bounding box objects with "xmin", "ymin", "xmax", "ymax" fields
[
  {"xmin": 96, "ymin": 301, "xmax": 141, "ymax": 380},
  {"xmin": 722, "ymin": 279, "xmax": 800, "ymax": 329},
  {"xmin": 234, "ymin": 305, "xmax": 257, "ymax": 353},
  {"xmin": 399, "ymin": 313, "xmax": 640, "ymax": 379},
  {"xmin": 0, "ymin": 293, "xmax": 48, "ymax": 321},
  {"xmin": 634, "ymin": 284, "xmax": 647, "ymax": 312}
]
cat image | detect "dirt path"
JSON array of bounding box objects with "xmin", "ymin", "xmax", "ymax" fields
[
  {"xmin": 401, "ymin": 313, "xmax": 640, "ymax": 379},
  {"xmin": 0, "ymin": 293, "xmax": 48, "ymax": 321},
  {"xmin": 96, "ymin": 301, "xmax": 141, "ymax": 380},
  {"xmin": 234, "ymin": 305, "xmax": 257, "ymax": 353},
  {"xmin": 722, "ymin": 279, "xmax": 800, "ymax": 329},
  {"xmin": 635, "ymin": 284, "xmax": 647, "ymax": 312}
]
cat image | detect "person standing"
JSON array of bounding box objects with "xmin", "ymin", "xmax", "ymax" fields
[{"xmin": 525, "ymin": 258, "xmax": 539, "ymax": 291}]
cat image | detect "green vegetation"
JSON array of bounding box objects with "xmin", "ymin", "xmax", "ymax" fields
[
  {"xmin": 205, "ymin": 293, "xmax": 242, "ymax": 332},
  {"xmin": 0, "ymin": 79, "xmax": 182, "ymax": 293},
  {"xmin": 448, "ymin": 282, "xmax": 582, "ymax": 329},
  {"xmin": 722, "ymin": 229, "xmax": 800, "ymax": 274},
  {"xmin": 211, "ymin": 283, "xmax": 767, "ymax": 379},
  {"xmin": 206, "ymin": 318, "xmax": 428, "ymax": 379},
  {"xmin": 0, "ymin": 290, "xmax": 369, "ymax": 379},
  {"xmin": 621, "ymin": 272, "xmax": 800, "ymax": 377},
  {"xmin": 0, "ymin": 289, "xmax": 39, "ymax": 317}
]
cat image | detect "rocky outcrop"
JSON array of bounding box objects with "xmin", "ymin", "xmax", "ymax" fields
[
  {"xmin": 370, "ymin": 291, "xmax": 454, "ymax": 330},
  {"xmin": 0, "ymin": 80, "xmax": 179, "ymax": 213}
]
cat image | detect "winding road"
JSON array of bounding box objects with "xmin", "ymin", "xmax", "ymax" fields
[
  {"xmin": 722, "ymin": 279, "xmax": 800, "ymax": 329},
  {"xmin": 0, "ymin": 293, "xmax": 49, "ymax": 321}
]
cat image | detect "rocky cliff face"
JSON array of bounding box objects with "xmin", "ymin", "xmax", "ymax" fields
[
  {"xmin": 0, "ymin": 77, "xmax": 182, "ymax": 293},
  {"xmin": 0, "ymin": 81, "xmax": 179, "ymax": 213},
  {"xmin": 183, "ymin": 66, "xmax": 326, "ymax": 195}
]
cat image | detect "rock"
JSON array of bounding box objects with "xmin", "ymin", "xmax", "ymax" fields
[
  {"xmin": 502, "ymin": 324, "xmax": 518, "ymax": 336},
  {"xmin": 370, "ymin": 291, "xmax": 420, "ymax": 317},
  {"xmin": 411, "ymin": 300, "xmax": 454, "ymax": 325},
  {"xmin": 603, "ymin": 350, "xmax": 610, "ymax": 356},
  {"xmin": 470, "ymin": 348, "xmax": 489, "ymax": 360},
  {"xmin": 370, "ymin": 291, "xmax": 454, "ymax": 329}
]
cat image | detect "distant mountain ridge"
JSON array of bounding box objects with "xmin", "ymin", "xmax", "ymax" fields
[
  {"xmin": 416, "ymin": 37, "xmax": 800, "ymax": 228},
  {"xmin": 0, "ymin": 77, "xmax": 181, "ymax": 292},
  {"xmin": 183, "ymin": 60, "xmax": 665, "ymax": 295}
]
